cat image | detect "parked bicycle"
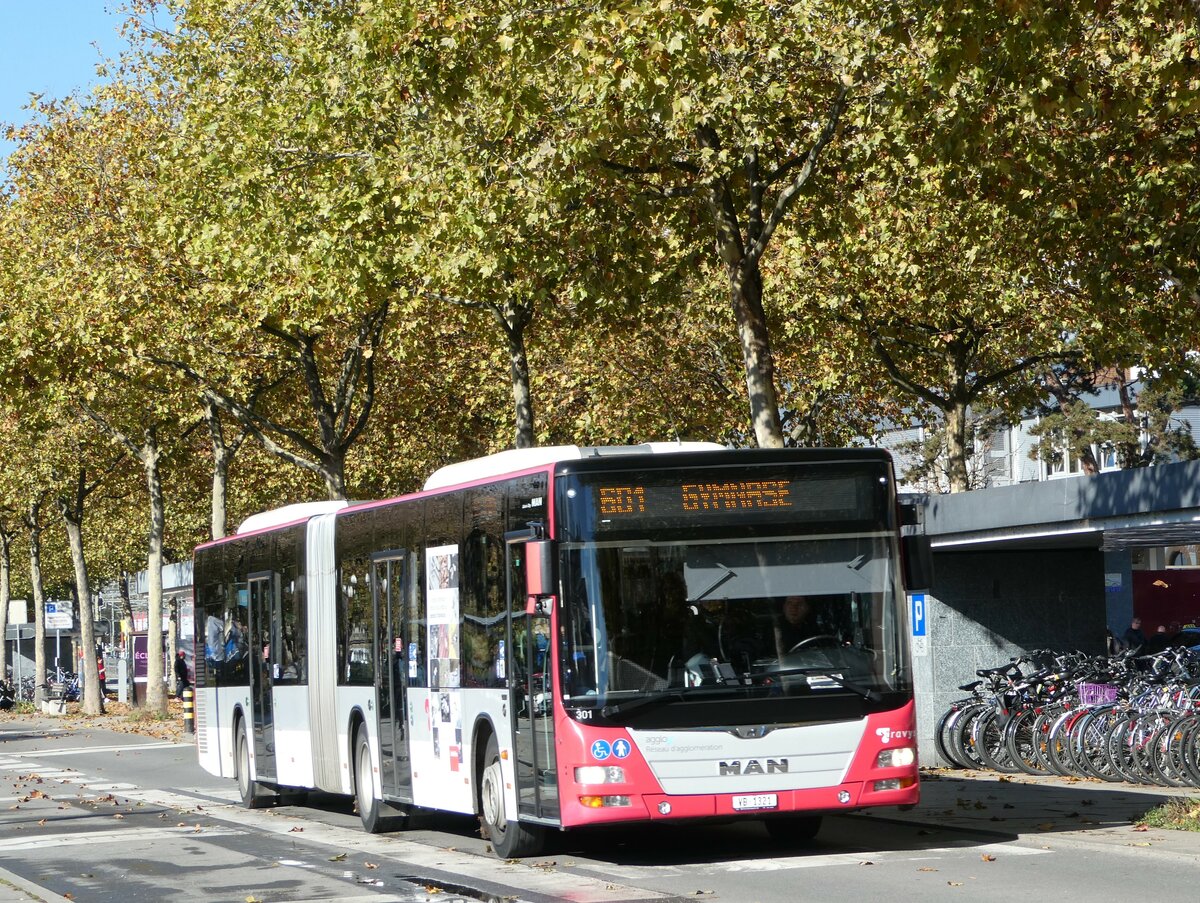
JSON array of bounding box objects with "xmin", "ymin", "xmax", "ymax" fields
[{"xmin": 937, "ymin": 645, "xmax": 1200, "ymax": 788}]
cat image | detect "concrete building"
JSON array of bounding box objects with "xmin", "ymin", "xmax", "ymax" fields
[{"xmin": 914, "ymin": 456, "xmax": 1200, "ymax": 763}]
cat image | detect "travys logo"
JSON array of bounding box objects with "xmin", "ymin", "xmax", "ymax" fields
[{"xmin": 875, "ymin": 727, "xmax": 915, "ymax": 743}]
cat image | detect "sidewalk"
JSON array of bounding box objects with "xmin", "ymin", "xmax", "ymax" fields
[{"xmin": 856, "ymin": 766, "xmax": 1200, "ymax": 860}]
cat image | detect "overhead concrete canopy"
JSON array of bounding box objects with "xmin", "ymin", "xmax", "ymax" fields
[{"xmin": 923, "ymin": 458, "xmax": 1200, "ymax": 551}]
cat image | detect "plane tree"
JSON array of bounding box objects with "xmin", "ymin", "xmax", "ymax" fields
[{"xmin": 394, "ymin": 0, "xmax": 922, "ymax": 448}]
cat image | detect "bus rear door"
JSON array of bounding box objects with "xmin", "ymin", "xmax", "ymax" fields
[
  {"xmin": 247, "ymin": 571, "xmax": 278, "ymax": 782},
  {"xmin": 372, "ymin": 553, "xmax": 413, "ymax": 801}
]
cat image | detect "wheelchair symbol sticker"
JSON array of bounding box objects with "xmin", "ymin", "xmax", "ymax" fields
[
  {"xmin": 591, "ymin": 739, "xmax": 612, "ymax": 760},
  {"xmin": 611, "ymin": 739, "xmax": 631, "ymax": 759}
]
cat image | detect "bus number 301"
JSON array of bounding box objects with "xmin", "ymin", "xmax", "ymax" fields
[{"xmin": 598, "ymin": 486, "xmax": 647, "ymax": 515}]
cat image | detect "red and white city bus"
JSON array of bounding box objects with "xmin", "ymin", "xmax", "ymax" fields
[{"xmin": 192, "ymin": 444, "xmax": 929, "ymax": 857}]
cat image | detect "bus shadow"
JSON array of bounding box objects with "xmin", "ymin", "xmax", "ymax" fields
[{"xmin": 283, "ymin": 771, "xmax": 1184, "ymax": 868}]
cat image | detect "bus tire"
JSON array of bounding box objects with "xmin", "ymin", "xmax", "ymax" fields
[
  {"xmin": 764, "ymin": 814, "xmax": 822, "ymax": 844},
  {"xmin": 235, "ymin": 718, "xmax": 271, "ymax": 809},
  {"xmin": 354, "ymin": 728, "xmax": 407, "ymax": 833},
  {"xmin": 479, "ymin": 733, "xmax": 543, "ymax": 858}
]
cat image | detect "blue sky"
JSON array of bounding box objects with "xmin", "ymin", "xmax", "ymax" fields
[{"xmin": 0, "ymin": 4, "xmax": 131, "ymax": 164}]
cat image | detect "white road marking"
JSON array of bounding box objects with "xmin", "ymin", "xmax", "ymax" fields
[
  {"xmin": 0, "ymin": 742, "xmax": 187, "ymax": 758},
  {"xmin": 0, "ymin": 824, "xmax": 246, "ymax": 851},
  {"xmin": 76, "ymin": 782, "xmax": 138, "ymax": 791}
]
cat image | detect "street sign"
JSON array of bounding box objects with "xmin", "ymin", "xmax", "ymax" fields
[
  {"xmin": 44, "ymin": 601, "xmax": 73, "ymax": 630},
  {"xmin": 909, "ymin": 593, "xmax": 929, "ymax": 657}
]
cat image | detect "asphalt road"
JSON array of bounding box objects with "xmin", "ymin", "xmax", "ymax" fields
[{"xmin": 2, "ymin": 720, "xmax": 1199, "ymax": 903}]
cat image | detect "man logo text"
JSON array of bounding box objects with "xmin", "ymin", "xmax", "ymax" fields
[{"xmin": 719, "ymin": 759, "xmax": 789, "ymax": 776}]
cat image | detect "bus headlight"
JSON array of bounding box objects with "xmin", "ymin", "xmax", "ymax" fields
[
  {"xmin": 875, "ymin": 747, "xmax": 916, "ymax": 768},
  {"xmin": 575, "ymin": 766, "xmax": 626, "ymax": 784}
]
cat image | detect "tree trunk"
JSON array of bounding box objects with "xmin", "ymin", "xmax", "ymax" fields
[
  {"xmin": 27, "ymin": 503, "xmax": 47, "ymax": 708},
  {"xmin": 944, "ymin": 400, "xmax": 970, "ymax": 493},
  {"xmin": 321, "ymin": 459, "xmax": 348, "ymax": 501},
  {"xmin": 143, "ymin": 433, "xmax": 167, "ymax": 714},
  {"xmin": 501, "ymin": 299, "xmax": 536, "ymax": 450},
  {"xmin": 60, "ymin": 479, "xmax": 103, "ymax": 715},
  {"xmin": 730, "ymin": 261, "xmax": 784, "ymax": 448},
  {"xmin": 204, "ymin": 399, "xmax": 231, "ymax": 540},
  {"xmin": 1117, "ymin": 379, "xmax": 1143, "ymax": 467}
]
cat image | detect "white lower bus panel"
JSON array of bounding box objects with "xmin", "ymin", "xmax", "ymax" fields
[
  {"xmin": 272, "ymin": 685, "xmax": 315, "ymax": 788},
  {"xmin": 196, "ymin": 685, "xmax": 250, "ymax": 780},
  {"xmin": 407, "ymin": 687, "xmax": 509, "ymax": 817}
]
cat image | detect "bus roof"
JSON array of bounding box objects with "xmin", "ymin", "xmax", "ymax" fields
[
  {"xmin": 236, "ymin": 500, "xmax": 349, "ymax": 535},
  {"xmin": 421, "ymin": 442, "xmax": 725, "ymax": 491}
]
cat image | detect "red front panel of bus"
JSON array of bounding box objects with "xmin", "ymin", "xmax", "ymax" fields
[{"xmin": 553, "ymin": 701, "xmax": 919, "ymax": 827}]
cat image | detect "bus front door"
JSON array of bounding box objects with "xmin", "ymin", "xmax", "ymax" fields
[
  {"xmin": 508, "ymin": 543, "xmax": 559, "ymax": 823},
  {"xmin": 373, "ymin": 554, "xmax": 413, "ymax": 802},
  {"xmin": 247, "ymin": 572, "xmax": 277, "ymax": 783}
]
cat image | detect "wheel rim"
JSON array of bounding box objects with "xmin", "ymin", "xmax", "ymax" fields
[
  {"xmin": 357, "ymin": 740, "xmax": 373, "ymax": 811},
  {"xmin": 237, "ymin": 729, "xmax": 250, "ymax": 798},
  {"xmin": 481, "ymin": 758, "xmax": 505, "ymax": 834}
]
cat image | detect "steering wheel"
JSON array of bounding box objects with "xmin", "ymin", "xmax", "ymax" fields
[{"xmin": 788, "ymin": 634, "xmax": 842, "ymax": 654}]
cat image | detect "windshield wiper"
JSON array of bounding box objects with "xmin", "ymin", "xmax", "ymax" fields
[
  {"xmin": 690, "ymin": 562, "xmax": 736, "ymax": 603},
  {"xmin": 750, "ymin": 667, "xmax": 883, "ymax": 702}
]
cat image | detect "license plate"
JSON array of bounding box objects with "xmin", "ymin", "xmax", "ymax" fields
[{"xmin": 732, "ymin": 793, "xmax": 778, "ymax": 811}]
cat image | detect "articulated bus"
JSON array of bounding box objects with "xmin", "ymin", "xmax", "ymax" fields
[{"xmin": 192, "ymin": 444, "xmax": 930, "ymax": 857}]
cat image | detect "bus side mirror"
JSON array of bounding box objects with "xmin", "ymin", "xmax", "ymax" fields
[
  {"xmin": 524, "ymin": 540, "xmax": 557, "ymax": 598},
  {"xmin": 902, "ymin": 534, "xmax": 934, "ymax": 593}
]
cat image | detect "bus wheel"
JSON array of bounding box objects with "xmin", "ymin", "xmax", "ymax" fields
[
  {"xmin": 479, "ymin": 734, "xmax": 543, "ymax": 858},
  {"xmin": 354, "ymin": 729, "xmax": 407, "ymax": 833},
  {"xmin": 764, "ymin": 814, "xmax": 822, "ymax": 844},
  {"xmin": 235, "ymin": 719, "xmax": 270, "ymax": 809}
]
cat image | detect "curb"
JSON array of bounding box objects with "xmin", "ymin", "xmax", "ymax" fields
[{"xmin": 0, "ymin": 866, "xmax": 75, "ymax": 903}]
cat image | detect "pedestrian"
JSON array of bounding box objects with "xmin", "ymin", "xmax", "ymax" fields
[
  {"xmin": 1106, "ymin": 628, "xmax": 1123, "ymax": 655},
  {"xmin": 174, "ymin": 650, "xmax": 191, "ymax": 700},
  {"xmin": 1122, "ymin": 617, "xmax": 1147, "ymax": 650},
  {"xmin": 95, "ymin": 653, "xmax": 107, "ymax": 714}
]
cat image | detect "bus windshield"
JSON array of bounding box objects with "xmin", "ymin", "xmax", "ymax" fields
[{"xmin": 555, "ymin": 465, "xmax": 912, "ymax": 726}]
